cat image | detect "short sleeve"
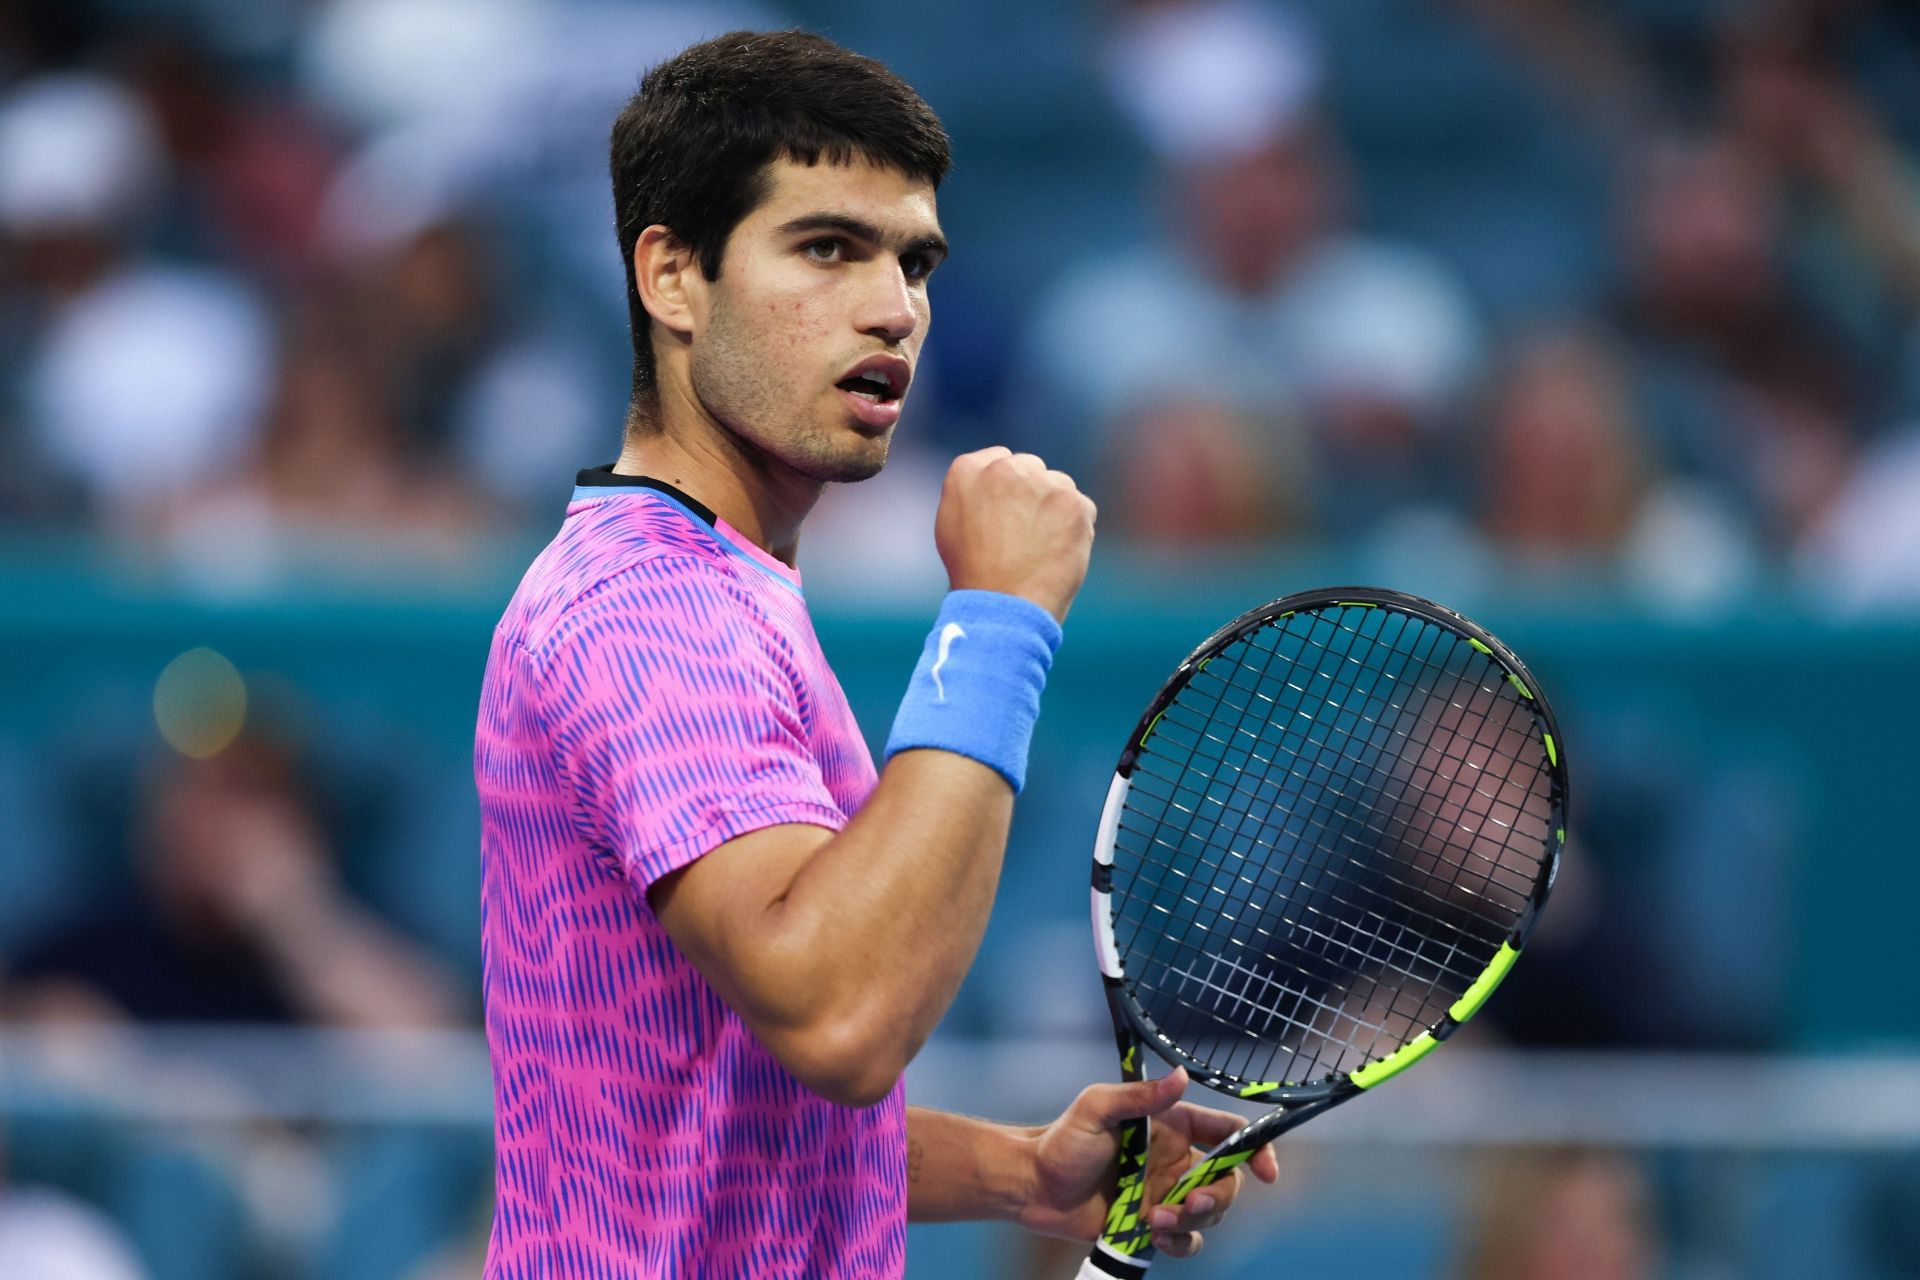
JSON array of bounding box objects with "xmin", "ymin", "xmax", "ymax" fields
[{"xmin": 533, "ymin": 559, "xmax": 846, "ymax": 890}]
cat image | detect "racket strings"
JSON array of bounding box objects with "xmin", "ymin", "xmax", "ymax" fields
[
  {"xmin": 1159, "ymin": 629, "xmax": 1536, "ymax": 1082},
  {"xmin": 1116, "ymin": 771, "xmax": 1499, "ymax": 985},
  {"xmin": 1142, "ymin": 609, "xmax": 1532, "ymax": 918},
  {"xmin": 1209, "ymin": 609, "xmax": 1510, "ymax": 1082},
  {"xmin": 1110, "ymin": 605, "xmax": 1553, "ymax": 1087},
  {"xmin": 1126, "ymin": 604, "xmax": 1414, "ymax": 935},
  {"xmin": 1152, "ymin": 621, "xmax": 1543, "ymax": 1082},
  {"xmin": 1126, "ymin": 621, "xmax": 1527, "ymax": 952}
]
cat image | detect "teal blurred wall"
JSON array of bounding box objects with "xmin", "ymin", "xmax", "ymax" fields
[{"xmin": 1, "ymin": 546, "xmax": 1913, "ymax": 1048}]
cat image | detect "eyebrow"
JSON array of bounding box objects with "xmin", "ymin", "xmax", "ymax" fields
[{"xmin": 775, "ymin": 213, "xmax": 949, "ymax": 265}]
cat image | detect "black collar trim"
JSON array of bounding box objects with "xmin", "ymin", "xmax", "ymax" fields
[{"xmin": 574, "ymin": 465, "xmax": 717, "ymax": 526}]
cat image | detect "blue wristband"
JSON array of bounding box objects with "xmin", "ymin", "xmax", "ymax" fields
[{"xmin": 884, "ymin": 589, "xmax": 1063, "ymax": 793}]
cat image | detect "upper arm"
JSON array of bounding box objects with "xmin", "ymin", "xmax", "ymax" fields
[
  {"xmin": 536, "ymin": 563, "xmax": 883, "ymax": 1094},
  {"xmin": 646, "ymin": 822, "xmax": 831, "ymax": 1032},
  {"xmin": 647, "ymin": 819, "xmax": 900, "ymax": 1106}
]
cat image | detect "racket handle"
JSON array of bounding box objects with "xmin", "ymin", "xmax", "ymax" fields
[{"xmin": 1077, "ymin": 1242, "xmax": 1153, "ymax": 1279}]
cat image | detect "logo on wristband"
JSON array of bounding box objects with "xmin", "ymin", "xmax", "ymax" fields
[{"xmin": 931, "ymin": 622, "xmax": 967, "ymax": 701}]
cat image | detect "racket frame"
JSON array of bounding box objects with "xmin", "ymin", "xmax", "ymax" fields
[{"xmin": 1078, "ymin": 587, "xmax": 1568, "ymax": 1279}]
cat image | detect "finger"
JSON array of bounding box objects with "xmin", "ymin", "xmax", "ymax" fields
[
  {"xmin": 1169, "ymin": 1185, "xmax": 1231, "ymax": 1232},
  {"xmin": 1152, "ymin": 1189, "xmax": 1213, "ymax": 1228},
  {"xmin": 1248, "ymin": 1142, "xmax": 1281, "ymax": 1184},
  {"xmin": 1072, "ymin": 1067, "xmax": 1187, "ymax": 1130},
  {"xmin": 1161, "ymin": 1101, "xmax": 1254, "ymax": 1149},
  {"xmin": 948, "ymin": 446, "xmax": 1011, "ymax": 479},
  {"xmin": 1190, "ymin": 1164, "xmax": 1248, "ymax": 1213},
  {"xmin": 1153, "ymin": 1229, "xmax": 1203, "ymax": 1260}
]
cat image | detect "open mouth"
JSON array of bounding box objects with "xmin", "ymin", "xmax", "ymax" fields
[
  {"xmin": 836, "ymin": 370, "xmax": 900, "ymax": 403},
  {"xmin": 834, "ymin": 356, "xmax": 909, "ymax": 405}
]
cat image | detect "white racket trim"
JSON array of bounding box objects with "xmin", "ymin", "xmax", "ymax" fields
[{"xmin": 1091, "ymin": 772, "xmax": 1129, "ymax": 979}]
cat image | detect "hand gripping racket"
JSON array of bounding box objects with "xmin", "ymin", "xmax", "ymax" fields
[{"xmin": 1078, "ymin": 587, "xmax": 1567, "ymax": 1278}]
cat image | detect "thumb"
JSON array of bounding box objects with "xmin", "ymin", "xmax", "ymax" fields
[{"xmin": 1076, "ymin": 1067, "xmax": 1188, "ymax": 1130}]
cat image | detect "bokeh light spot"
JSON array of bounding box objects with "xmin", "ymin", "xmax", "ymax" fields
[{"xmin": 153, "ymin": 647, "xmax": 248, "ymax": 759}]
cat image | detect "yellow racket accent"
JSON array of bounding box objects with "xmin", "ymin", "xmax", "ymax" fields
[
  {"xmin": 1349, "ymin": 1030, "xmax": 1440, "ymax": 1090},
  {"xmin": 1448, "ymin": 943, "xmax": 1521, "ymax": 1023},
  {"xmin": 1162, "ymin": 1147, "xmax": 1259, "ymax": 1205}
]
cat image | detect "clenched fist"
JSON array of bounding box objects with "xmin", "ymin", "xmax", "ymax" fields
[{"xmin": 935, "ymin": 447, "xmax": 1096, "ymax": 623}]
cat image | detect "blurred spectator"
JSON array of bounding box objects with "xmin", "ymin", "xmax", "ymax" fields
[
  {"xmin": 1720, "ymin": 2, "xmax": 1920, "ymax": 353},
  {"xmin": 0, "ymin": 1184, "xmax": 149, "ymax": 1280},
  {"xmin": 5, "ymin": 725, "xmax": 462, "ymax": 1029},
  {"xmin": 0, "ymin": 72, "xmax": 274, "ymax": 533},
  {"xmin": 1481, "ymin": 329, "xmax": 1651, "ymax": 560},
  {"xmin": 315, "ymin": 128, "xmax": 611, "ymax": 523},
  {"xmin": 1024, "ymin": 0, "xmax": 1483, "ymax": 543},
  {"xmin": 0, "ymin": 69, "xmax": 273, "ymax": 528},
  {"xmin": 1455, "ymin": 1148, "xmax": 1661, "ymax": 1280},
  {"xmin": 1611, "ymin": 133, "xmax": 1864, "ymax": 550},
  {"xmin": 1437, "ymin": 326, "xmax": 1759, "ymax": 604},
  {"xmin": 157, "ymin": 292, "xmax": 497, "ymax": 591},
  {"xmin": 122, "ymin": 27, "xmax": 342, "ymax": 283},
  {"xmin": 1797, "ymin": 421, "xmax": 1920, "ymax": 609}
]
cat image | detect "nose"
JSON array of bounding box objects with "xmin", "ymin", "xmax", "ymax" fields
[{"xmin": 858, "ymin": 260, "xmax": 919, "ymax": 345}]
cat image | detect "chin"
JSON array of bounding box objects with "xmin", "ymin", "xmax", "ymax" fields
[
  {"xmin": 813, "ymin": 449, "xmax": 889, "ymax": 484},
  {"xmin": 797, "ymin": 430, "xmax": 891, "ymax": 484}
]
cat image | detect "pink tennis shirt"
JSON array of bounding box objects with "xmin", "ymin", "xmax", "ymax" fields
[{"xmin": 474, "ymin": 466, "xmax": 904, "ymax": 1278}]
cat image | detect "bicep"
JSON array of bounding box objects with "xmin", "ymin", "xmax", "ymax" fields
[{"xmin": 647, "ymin": 821, "xmax": 835, "ymax": 1032}]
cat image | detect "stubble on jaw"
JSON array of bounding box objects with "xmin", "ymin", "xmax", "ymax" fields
[{"xmin": 690, "ymin": 290, "xmax": 894, "ymax": 485}]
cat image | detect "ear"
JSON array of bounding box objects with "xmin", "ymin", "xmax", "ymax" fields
[{"xmin": 633, "ymin": 225, "xmax": 705, "ymax": 339}]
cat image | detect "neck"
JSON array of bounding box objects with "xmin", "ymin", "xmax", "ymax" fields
[{"xmin": 616, "ymin": 379, "xmax": 819, "ymax": 565}]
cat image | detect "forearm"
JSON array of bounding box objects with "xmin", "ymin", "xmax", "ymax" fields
[
  {"xmin": 756, "ymin": 750, "xmax": 1014, "ymax": 1078},
  {"xmin": 905, "ymin": 1106, "xmax": 1038, "ymax": 1224},
  {"xmin": 652, "ymin": 577, "xmax": 1071, "ymax": 1104}
]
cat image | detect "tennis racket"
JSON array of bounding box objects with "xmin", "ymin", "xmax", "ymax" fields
[{"xmin": 1078, "ymin": 587, "xmax": 1567, "ymax": 1278}]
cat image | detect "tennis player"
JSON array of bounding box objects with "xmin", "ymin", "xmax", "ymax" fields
[{"xmin": 474, "ymin": 30, "xmax": 1277, "ymax": 1277}]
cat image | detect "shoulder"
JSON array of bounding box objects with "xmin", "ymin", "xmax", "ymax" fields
[
  {"xmin": 533, "ymin": 551, "xmax": 774, "ymax": 667},
  {"xmin": 507, "ymin": 496, "xmax": 767, "ymax": 653}
]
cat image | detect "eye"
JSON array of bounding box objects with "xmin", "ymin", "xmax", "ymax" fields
[
  {"xmin": 803, "ymin": 238, "xmax": 846, "ymax": 263},
  {"xmin": 902, "ymin": 252, "xmax": 934, "ymax": 281}
]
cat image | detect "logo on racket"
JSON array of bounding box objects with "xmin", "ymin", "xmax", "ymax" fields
[{"xmin": 931, "ymin": 622, "xmax": 966, "ymax": 701}]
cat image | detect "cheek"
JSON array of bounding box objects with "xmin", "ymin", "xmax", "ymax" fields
[
  {"xmin": 770, "ymin": 287, "xmax": 833, "ymax": 347},
  {"xmin": 756, "ymin": 289, "xmax": 848, "ymax": 389}
]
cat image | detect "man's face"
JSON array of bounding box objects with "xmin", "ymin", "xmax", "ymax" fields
[{"xmin": 687, "ymin": 156, "xmax": 944, "ymax": 483}]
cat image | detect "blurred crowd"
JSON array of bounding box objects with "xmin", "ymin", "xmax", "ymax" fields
[
  {"xmin": 1, "ymin": 0, "xmax": 1918, "ymax": 1276},
  {"xmin": 1026, "ymin": 0, "xmax": 1920, "ymax": 611},
  {"xmin": 0, "ymin": 0, "xmax": 1913, "ymax": 604}
]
